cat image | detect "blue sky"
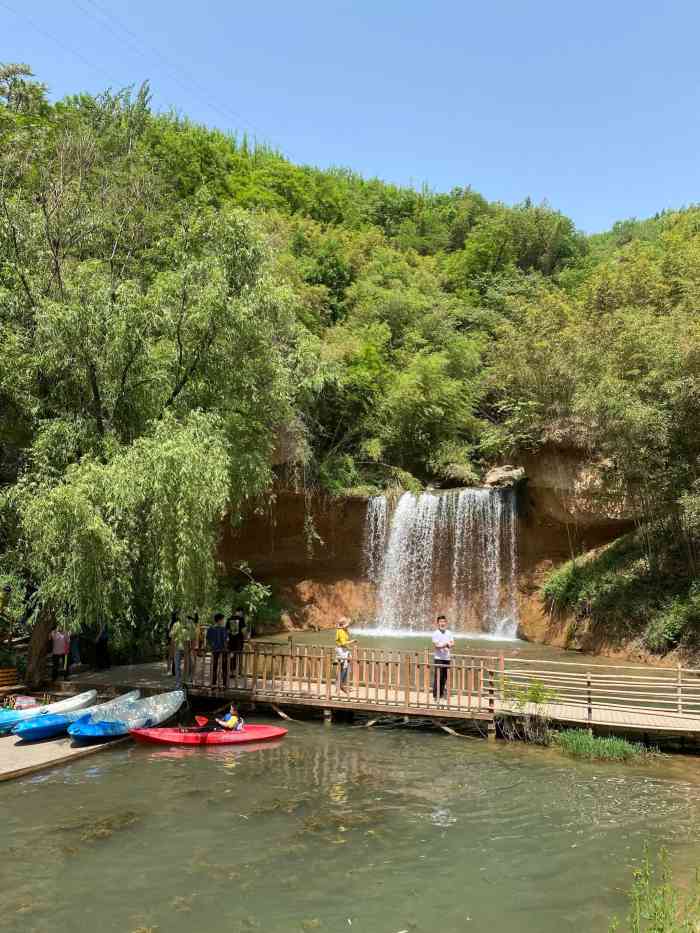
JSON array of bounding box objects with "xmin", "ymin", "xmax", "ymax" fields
[{"xmin": 4, "ymin": 0, "xmax": 700, "ymax": 232}]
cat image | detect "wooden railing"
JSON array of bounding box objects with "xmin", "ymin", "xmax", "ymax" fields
[
  {"xmin": 183, "ymin": 643, "xmax": 700, "ymax": 725},
  {"xmin": 184, "ymin": 643, "xmax": 502, "ymax": 714},
  {"xmin": 498, "ymin": 657, "xmax": 700, "ymax": 725}
]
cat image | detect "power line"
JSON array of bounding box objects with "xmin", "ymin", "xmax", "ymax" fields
[
  {"xmin": 78, "ymin": 0, "xmax": 270, "ymax": 141},
  {"xmin": 0, "ymin": 0, "xmax": 124, "ymax": 90}
]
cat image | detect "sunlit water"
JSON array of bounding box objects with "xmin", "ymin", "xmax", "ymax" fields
[{"xmin": 2, "ymin": 718, "xmax": 700, "ymax": 933}]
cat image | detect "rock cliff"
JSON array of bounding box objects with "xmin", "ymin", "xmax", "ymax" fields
[{"xmin": 221, "ymin": 444, "xmax": 634, "ymax": 645}]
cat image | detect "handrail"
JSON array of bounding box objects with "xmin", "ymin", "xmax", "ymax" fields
[{"xmin": 182, "ymin": 642, "xmax": 700, "ymax": 723}]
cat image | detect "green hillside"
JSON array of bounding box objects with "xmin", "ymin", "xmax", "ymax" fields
[{"xmin": 2, "ymin": 64, "xmax": 700, "ymax": 657}]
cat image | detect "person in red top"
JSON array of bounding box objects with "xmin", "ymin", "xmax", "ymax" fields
[{"xmin": 49, "ymin": 628, "xmax": 70, "ymax": 681}]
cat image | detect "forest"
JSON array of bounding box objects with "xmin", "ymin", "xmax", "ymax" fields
[{"xmin": 2, "ymin": 63, "xmax": 700, "ymax": 668}]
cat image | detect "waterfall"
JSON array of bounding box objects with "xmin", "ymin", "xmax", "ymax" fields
[{"xmin": 364, "ymin": 488, "xmax": 518, "ymax": 637}]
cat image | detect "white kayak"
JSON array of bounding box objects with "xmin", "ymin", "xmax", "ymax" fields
[
  {"xmin": 13, "ymin": 690, "xmax": 141, "ymax": 740},
  {"xmin": 69, "ymin": 690, "xmax": 185, "ymax": 739},
  {"xmin": 0, "ymin": 689, "xmax": 98, "ymax": 733}
]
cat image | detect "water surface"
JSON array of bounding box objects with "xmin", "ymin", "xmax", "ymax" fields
[{"xmin": 2, "ymin": 718, "xmax": 699, "ymax": 932}]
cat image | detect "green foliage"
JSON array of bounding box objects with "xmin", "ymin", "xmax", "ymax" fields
[
  {"xmin": 644, "ymin": 587, "xmax": 700, "ymax": 653},
  {"xmin": 3, "ymin": 63, "xmax": 700, "ymax": 645},
  {"xmin": 205, "ymin": 564, "xmax": 288, "ymax": 636},
  {"xmin": 542, "ymin": 533, "xmax": 700, "ymax": 653},
  {"xmin": 13, "ymin": 413, "xmax": 231, "ymax": 631},
  {"xmin": 0, "ymin": 570, "xmax": 25, "ymax": 622},
  {"xmin": 554, "ymin": 729, "xmax": 658, "ymax": 762},
  {"xmin": 609, "ymin": 847, "xmax": 700, "ymax": 932},
  {"xmin": 502, "ymin": 676, "xmax": 557, "ymax": 708}
]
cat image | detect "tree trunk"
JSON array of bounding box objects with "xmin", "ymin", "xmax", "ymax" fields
[{"xmin": 26, "ymin": 605, "xmax": 53, "ymax": 688}]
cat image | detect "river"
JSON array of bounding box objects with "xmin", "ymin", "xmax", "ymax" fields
[{"xmin": 2, "ymin": 694, "xmax": 700, "ymax": 932}]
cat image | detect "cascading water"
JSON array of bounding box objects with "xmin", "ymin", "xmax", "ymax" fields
[{"xmin": 363, "ymin": 488, "xmax": 518, "ymax": 637}]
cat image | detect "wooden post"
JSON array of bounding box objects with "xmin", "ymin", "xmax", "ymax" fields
[
  {"xmin": 677, "ymin": 663, "xmax": 683, "ymax": 714},
  {"xmin": 488, "ymin": 667, "xmax": 495, "ymax": 713},
  {"xmin": 499, "ymin": 653, "xmax": 505, "ymax": 699},
  {"xmin": 183, "ymin": 643, "xmax": 191, "ymax": 685},
  {"xmin": 478, "ymin": 660, "xmax": 483, "ymax": 710},
  {"xmin": 405, "ymin": 654, "xmax": 412, "ymax": 708},
  {"xmin": 467, "ymin": 663, "xmax": 473, "ymax": 711},
  {"xmin": 586, "ymin": 671, "xmax": 592, "ymax": 728},
  {"xmin": 325, "ymin": 650, "xmax": 332, "ymax": 701},
  {"xmin": 251, "ymin": 644, "xmax": 259, "ymax": 701},
  {"xmin": 457, "ymin": 658, "xmax": 464, "ymax": 711}
]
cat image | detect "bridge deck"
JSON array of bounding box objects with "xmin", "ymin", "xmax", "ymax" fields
[
  {"xmin": 184, "ymin": 644, "xmax": 700, "ymax": 737},
  {"xmin": 188, "ymin": 678, "xmax": 700, "ymax": 735}
]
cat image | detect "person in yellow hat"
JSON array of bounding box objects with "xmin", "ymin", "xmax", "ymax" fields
[{"xmin": 335, "ymin": 617, "xmax": 356, "ymax": 694}]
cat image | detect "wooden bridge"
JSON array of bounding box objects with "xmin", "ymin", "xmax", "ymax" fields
[{"xmin": 184, "ymin": 643, "xmax": 700, "ymax": 739}]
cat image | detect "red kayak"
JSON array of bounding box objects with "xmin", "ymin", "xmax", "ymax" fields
[{"xmin": 130, "ymin": 720, "xmax": 287, "ymax": 746}]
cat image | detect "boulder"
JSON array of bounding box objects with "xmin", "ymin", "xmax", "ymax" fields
[{"xmin": 484, "ymin": 465, "xmax": 526, "ymax": 488}]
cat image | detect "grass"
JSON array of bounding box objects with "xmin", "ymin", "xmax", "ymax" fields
[
  {"xmin": 609, "ymin": 847, "xmax": 700, "ymax": 932},
  {"xmin": 554, "ymin": 729, "xmax": 660, "ymax": 762},
  {"xmin": 541, "ymin": 528, "xmax": 700, "ymax": 654}
]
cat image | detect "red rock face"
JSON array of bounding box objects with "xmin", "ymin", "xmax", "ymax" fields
[
  {"xmin": 219, "ymin": 474, "xmax": 631, "ymax": 635},
  {"xmin": 218, "ymin": 493, "xmax": 374, "ymax": 630}
]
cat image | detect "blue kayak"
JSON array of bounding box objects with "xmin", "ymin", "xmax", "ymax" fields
[
  {"xmin": 0, "ymin": 690, "xmax": 97, "ymax": 734},
  {"xmin": 68, "ymin": 690, "xmax": 185, "ymax": 740},
  {"xmin": 12, "ymin": 690, "xmax": 141, "ymax": 741}
]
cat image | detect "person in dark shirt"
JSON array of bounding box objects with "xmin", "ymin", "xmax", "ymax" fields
[
  {"xmin": 227, "ymin": 609, "xmax": 247, "ymax": 676},
  {"xmin": 207, "ymin": 612, "xmax": 227, "ymax": 686}
]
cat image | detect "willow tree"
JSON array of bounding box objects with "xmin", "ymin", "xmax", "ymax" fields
[{"xmin": 0, "ymin": 72, "xmax": 310, "ymax": 682}]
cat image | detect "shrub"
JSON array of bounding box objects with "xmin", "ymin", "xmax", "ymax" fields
[
  {"xmin": 609, "ymin": 847, "xmax": 700, "ymax": 932},
  {"xmin": 499, "ymin": 678, "xmax": 556, "ymax": 744},
  {"xmin": 542, "ymin": 561, "xmax": 583, "ymax": 610},
  {"xmin": 644, "ymin": 586, "xmax": 700, "ymax": 653},
  {"xmin": 554, "ymin": 729, "xmax": 659, "ymax": 762},
  {"xmin": 502, "ymin": 676, "xmax": 556, "ymax": 708}
]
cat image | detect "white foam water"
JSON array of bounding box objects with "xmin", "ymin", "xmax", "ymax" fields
[{"xmin": 363, "ymin": 488, "xmax": 518, "ymax": 636}]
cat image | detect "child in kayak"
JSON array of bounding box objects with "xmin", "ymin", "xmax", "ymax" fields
[{"xmin": 215, "ymin": 703, "xmax": 245, "ymax": 732}]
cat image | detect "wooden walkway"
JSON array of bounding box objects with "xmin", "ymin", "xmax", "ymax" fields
[{"xmin": 184, "ymin": 643, "xmax": 700, "ymax": 738}]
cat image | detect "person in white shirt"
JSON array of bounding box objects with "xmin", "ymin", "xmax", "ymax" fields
[{"xmin": 431, "ymin": 615, "xmax": 454, "ymax": 701}]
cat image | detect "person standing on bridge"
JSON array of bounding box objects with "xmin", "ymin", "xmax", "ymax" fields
[
  {"xmin": 335, "ymin": 617, "xmax": 356, "ymax": 694},
  {"xmin": 207, "ymin": 612, "xmax": 227, "ymax": 686},
  {"xmin": 432, "ymin": 615, "xmax": 454, "ymax": 702}
]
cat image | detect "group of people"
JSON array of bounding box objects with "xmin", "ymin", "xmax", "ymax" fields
[
  {"xmin": 335, "ymin": 613, "xmax": 455, "ymax": 701},
  {"xmin": 49, "ymin": 624, "xmax": 110, "ymax": 681},
  {"xmin": 167, "ymin": 609, "xmax": 249, "ymax": 688}
]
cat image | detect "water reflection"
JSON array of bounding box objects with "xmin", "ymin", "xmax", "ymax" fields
[{"xmin": 0, "ymin": 723, "xmax": 699, "ymax": 932}]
